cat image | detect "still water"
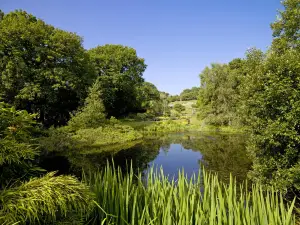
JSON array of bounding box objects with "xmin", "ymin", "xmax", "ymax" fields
[{"xmin": 40, "ymin": 132, "xmax": 251, "ymax": 183}]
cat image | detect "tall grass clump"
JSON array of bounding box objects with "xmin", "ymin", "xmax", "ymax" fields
[{"xmin": 85, "ymin": 164, "xmax": 296, "ymax": 225}]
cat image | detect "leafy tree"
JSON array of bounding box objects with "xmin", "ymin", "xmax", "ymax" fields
[
  {"xmin": 160, "ymin": 92, "xmax": 171, "ymax": 116},
  {"xmin": 198, "ymin": 64, "xmax": 237, "ymax": 126},
  {"xmin": 0, "ymin": 10, "xmax": 94, "ymax": 127},
  {"xmin": 136, "ymin": 81, "xmax": 161, "ymax": 114},
  {"xmin": 247, "ymin": 49, "xmax": 300, "ymax": 192},
  {"xmin": 88, "ymin": 44, "xmax": 146, "ymax": 117},
  {"xmin": 173, "ymin": 103, "xmax": 185, "ymax": 113},
  {"xmin": 167, "ymin": 95, "xmax": 180, "ymax": 102},
  {"xmin": 245, "ymin": 0, "xmax": 300, "ymax": 193},
  {"xmin": 197, "ymin": 56, "xmax": 254, "ymax": 127},
  {"xmin": 271, "ymin": 0, "xmax": 300, "ymax": 52},
  {"xmin": 68, "ymin": 78, "xmax": 106, "ymax": 131},
  {"xmin": 0, "ymin": 10, "xmax": 4, "ymax": 21},
  {"xmin": 180, "ymin": 87, "xmax": 200, "ymax": 100}
]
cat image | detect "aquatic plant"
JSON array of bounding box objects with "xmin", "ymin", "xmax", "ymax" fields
[{"xmin": 85, "ymin": 164, "xmax": 296, "ymax": 225}]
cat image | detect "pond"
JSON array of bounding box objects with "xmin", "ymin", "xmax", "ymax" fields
[{"xmin": 40, "ymin": 132, "xmax": 251, "ymax": 183}]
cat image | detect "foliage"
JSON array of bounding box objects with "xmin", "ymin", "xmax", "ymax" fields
[
  {"xmin": 271, "ymin": 0, "xmax": 300, "ymax": 52},
  {"xmin": 85, "ymin": 163, "xmax": 296, "ymax": 225},
  {"xmin": 182, "ymin": 134, "xmax": 251, "ymax": 183},
  {"xmin": 88, "ymin": 44, "xmax": 147, "ymax": 117},
  {"xmin": 143, "ymin": 120, "xmax": 190, "ymax": 133},
  {"xmin": 167, "ymin": 95, "xmax": 180, "ymax": 102},
  {"xmin": 0, "ymin": 103, "xmax": 95, "ymax": 224},
  {"xmin": 38, "ymin": 126, "xmax": 77, "ymax": 153},
  {"xmin": 68, "ymin": 79, "xmax": 106, "ymax": 131},
  {"xmin": 180, "ymin": 87, "xmax": 200, "ymax": 100},
  {"xmin": 243, "ymin": 0, "xmax": 300, "ymax": 195},
  {"xmin": 246, "ymin": 49, "xmax": 300, "ymax": 192},
  {"xmin": 173, "ymin": 103, "xmax": 185, "ymax": 113},
  {"xmin": 136, "ymin": 81, "xmax": 161, "ymax": 114},
  {"xmin": 198, "ymin": 62, "xmax": 243, "ymax": 126},
  {"xmin": 0, "ymin": 172, "xmax": 94, "ymax": 225},
  {"xmin": 73, "ymin": 124, "xmax": 143, "ymax": 147},
  {"xmin": 167, "ymin": 87, "xmax": 200, "ymax": 102},
  {"xmin": 0, "ymin": 10, "xmax": 94, "ymax": 127},
  {"xmin": 0, "ymin": 102, "xmax": 39, "ymax": 185},
  {"xmin": 0, "ymin": 102, "xmax": 38, "ymax": 141},
  {"xmin": 160, "ymin": 92, "xmax": 171, "ymax": 116}
]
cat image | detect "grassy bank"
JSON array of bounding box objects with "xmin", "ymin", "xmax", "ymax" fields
[
  {"xmin": 84, "ymin": 164, "xmax": 296, "ymax": 225},
  {"xmin": 135, "ymin": 119, "xmax": 245, "ymax": 134}
]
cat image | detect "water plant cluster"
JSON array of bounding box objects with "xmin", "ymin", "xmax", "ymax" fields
[{"xmin": 87, "ymin": 165, "xmax": 296, "ymax": 225}]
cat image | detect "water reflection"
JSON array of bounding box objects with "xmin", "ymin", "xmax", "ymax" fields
[{"xmin": 39, "ymin": 132, "xmax": 251, "ymax": 183}]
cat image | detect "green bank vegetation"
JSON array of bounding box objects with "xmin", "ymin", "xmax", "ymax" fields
[
  {"xmin": 0, "ymin": 0, "xmax": 300, "ymax": 223},
  {"xmin": 85, "ymin": 164, "xmax": 296, "ymax": 225}
]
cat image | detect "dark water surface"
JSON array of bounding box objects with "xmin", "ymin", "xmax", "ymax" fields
[{"xmin": 40, "ymin": 132, "xmax": 251, "ymax": 183}]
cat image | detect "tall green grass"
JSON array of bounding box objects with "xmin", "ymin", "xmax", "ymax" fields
[{"xmin": 84, "ymin": 164, "xmax": 296, "ymax": 225}]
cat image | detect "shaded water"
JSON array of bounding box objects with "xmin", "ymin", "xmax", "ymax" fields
[{"xmin": 40, "ymin": 132, "xmax": 251, "ymax": 183}]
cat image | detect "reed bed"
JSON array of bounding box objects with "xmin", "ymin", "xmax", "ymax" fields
[{"xmin": 84, "ymin": 165, "xmax": 296, "ymax": 225}]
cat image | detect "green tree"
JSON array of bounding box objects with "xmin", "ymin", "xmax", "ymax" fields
[
  {"xmin": 0, "ymin": 10, "xmax": 93, "ymax": 127},
  {"xmin": 0, "ymin": 10, "xmax": 4, "ymax": 21},
  {"xmin": 173, "ymin": 103, "xmax": 185, "ymax": 113},
  {"xmin": 198, "ymin": 64, "xmax": 236, "ymax": 126},
  {"xmin": 160, "ymin": 92, "xmax": 171, "ymax": 116},
  {"xmin": 180, "ymin": 87, "xmax": 200, "ymax": 100},
  {"xmin": 136, "ymin": 82, "xmax": 161, "ymax": 113},
  {"xmin": 68, "ymin": 78, "xmax": 106, "ymax": 131},
  {"xmin": 245, "ymin": 0, "xmax": 300, "ymax": 193},
  {"xmin": 271, "ymin": 0, "xmax": 300, "ymax": 52},
  {"xmin": 167, "ymin": 95, "xmax": 180, "ymax": 102},
  {"xmin": 88, "ymin": 44, "xmax": 147, "ymax": 117}
]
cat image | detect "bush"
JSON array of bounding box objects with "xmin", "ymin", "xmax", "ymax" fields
[
  {"xmin": 38, "ymin": 127, "xmax": 77, "ymax": 153},
  {"xmin": 173, "ymin": 103, "xmax": 185, "ymax": 113},
  {"xmin": 73, "ymin": 124, "xmax": 143, "ymax": 147},
  {"xmin": 143, "ymin": 120, "xmax": 190, "ymax": 133},
  {"xmin": 0, "ymin": 103, "xmax": 94, "ymax": 224}
]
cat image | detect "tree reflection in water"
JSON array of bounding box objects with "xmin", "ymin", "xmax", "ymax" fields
[{"xmin": 39, "ymin": 132, "xmax": 251, "ymax": 184}]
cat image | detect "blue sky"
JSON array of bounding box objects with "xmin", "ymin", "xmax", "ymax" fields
[{"xmin": 1, "ymin": 0, "xmax": 282, "ymax": 95}]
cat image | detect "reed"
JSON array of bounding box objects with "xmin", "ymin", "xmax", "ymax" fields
[{"xmin": 84, "ymin": 164, "xmax": 296, "ymax": 225}]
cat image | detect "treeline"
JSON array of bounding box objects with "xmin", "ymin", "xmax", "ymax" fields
[
  {"xmin": 0, "ymin": 9, "xmax": 164, "ymax": 223},
  {"xmin": 168, "ymin": 87, "xmax": 200, "ymax": 102},
  {"xmin": 198, "ymin": 0, "xmax": 300, "ymax": 195},
  {"xmin": 0, "ymin": 10, "xmax": 164, "ymax": 128}
]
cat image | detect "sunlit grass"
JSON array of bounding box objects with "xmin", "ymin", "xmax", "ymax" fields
[{"xmin": 84, "ymin": 164, "xmax": 296, "ymax": 225}]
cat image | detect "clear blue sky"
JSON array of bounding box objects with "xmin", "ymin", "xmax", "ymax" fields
[{"xmin": 1, "ymin": 0, "xmax": 282, "ymax": 95}]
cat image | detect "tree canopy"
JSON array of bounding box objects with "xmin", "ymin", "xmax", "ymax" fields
[
  {"xmin": 197, "ymin": 0, "xmax": 300, "ymax": 194},
  {"xmin": 180, "ymin": 87, "xmax": 200, "ymax": 101},
  {"xmin": 0, "ymin": 10, "xmax": 94, "ymax": 127},
  {"xmin": 88, "ymin": 44, "xmax": 147, "ymax": 117}
]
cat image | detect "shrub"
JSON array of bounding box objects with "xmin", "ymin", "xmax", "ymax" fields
[
  {"xmin": 173, "ymin": 103, "xmax": 185, "ymax": 113},
  {"xmin": 73, "ymin": 124, "xmax": 143, "ymax": 147}
]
